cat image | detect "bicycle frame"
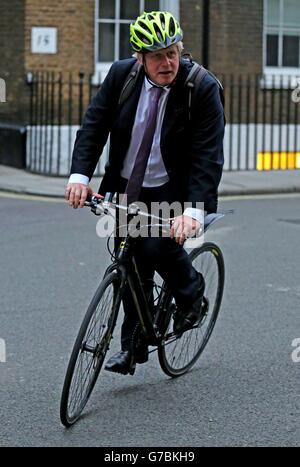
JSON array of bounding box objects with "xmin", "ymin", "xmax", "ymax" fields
[
  {"xmin": 60, "ymin": 196, "xmax": 231, "ymax": 427},
  {"xmin": 110, "ymin": 233, "xmax": 161, "ymax": 346},
  {"xmin": 86, "ymin": 196, "xmax": 232, "ymax": 347}
]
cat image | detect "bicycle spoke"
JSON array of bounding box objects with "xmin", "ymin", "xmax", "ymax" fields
[
  {"xmin": 159, "ymin": 244, "xmax": 224, "ymax": 377},
  {"xmin": 60, "ymin": 273, "xmax": 120, "ymax": 426}
]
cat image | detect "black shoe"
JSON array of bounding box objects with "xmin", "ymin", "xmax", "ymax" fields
[
  {"xmin": 173, "ymin": 274, "xmax": 206, "ymax": 335},
  {"xmin": 104, "ymin": 350, "xmax": 136, "ymax": 375},
  {"xmin": 134, "ymin": 341, "xmax": 149, "ymax": 364},
  {"xmin": 104, "ymin": 346, "xmax": 149, "ymax": 375},
  {"xmin": 131, "ymin": 322, "xmax": 149, "ymax": 364}
]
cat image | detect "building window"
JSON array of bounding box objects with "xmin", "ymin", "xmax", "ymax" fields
[
  {"xmin": 94, "ymin": 0, "xmax": 179, "ymax": 82},
  {"xmin": 264, "ymin": 0, "xmax": 300, "ymax": 70}
]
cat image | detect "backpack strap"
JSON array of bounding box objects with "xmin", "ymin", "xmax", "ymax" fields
[
  {"xmin": 118, "ymin": 61, "xmax": 142, "ymax": 108},
  {"xmin": 184, "ymin": 62, "xmax": 225, "ymax": 121},
  {"xmin": 184, "ymin": 63, "xmax": 208, "ymax": 120},
  {"xmin": 185, "ymin": 63, "xmax": 208, "ymax": 87},
  {"xmin": 205, "ymin": 69, "xmax": 225, "ymax": 123},
  {"xmin": 118, "ymin": 59, "xmax": 225, "ymax": 122}
]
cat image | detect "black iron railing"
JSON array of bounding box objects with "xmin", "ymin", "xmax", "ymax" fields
[{"xmin": 26, "ymin": 71, "xmax": 300, "ymax": 175}]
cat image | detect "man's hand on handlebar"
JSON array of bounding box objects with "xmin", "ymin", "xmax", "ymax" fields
[
  {"xmin": 170, "ymin": 215, "xmax": 201, "ymax": 246},
  {"xmin": 64, "ymin": 183, "xmax": 103, "ymax": 209},
  {"xmin": 65, "ymin": 189, "xmax": 202, "ymax": 243}
]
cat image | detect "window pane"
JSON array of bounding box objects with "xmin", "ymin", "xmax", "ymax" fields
[
  {"xmin": 266, "ymin": 0, "xmax": 280, "ymax": 26},
  {"xmin": 120, "ymin": 0, "xmax": 139, "ymax": 19},
  {"xmin": 98, "ymin": 23, "xmax": 114, "ymax": 62},
  {"xmin": 282, "ymin": 35, "xmax": 299, "ymax": 66},
  {"xmin": 267, "ymin": 34, "xmax": 279, "ymax": 66},
  {"xmin": 120, "ymin": 24, "xmax": 133, "ymax": 59},
  {"xmin": 283, "ymin": 0, "xmax": 300, "ymax": 28},
  {"xmin": 145, "ymin": 0, "xmax": 160, "ymax": 12},
  {"xmin": 99, "ymin": 0, "xmax": 115, "ymax": 19}
]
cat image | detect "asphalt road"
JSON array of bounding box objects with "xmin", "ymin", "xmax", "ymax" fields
[{"xmin": 0, "ymin": 192, "xmax": 299, "ymax": 447}]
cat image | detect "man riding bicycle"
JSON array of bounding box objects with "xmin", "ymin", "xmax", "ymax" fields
[{"xmin": 65, "ymin": 11, "xmax": 225, "ymax": 375}]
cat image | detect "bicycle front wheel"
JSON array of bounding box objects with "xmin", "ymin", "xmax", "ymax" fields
[
  {"xmin": 158, "ymin": 242, "xmax": 225, "ymax": 377},
  {"xmin": 60, "ymin": 271, "xmax": 121, "ymax": 427}
]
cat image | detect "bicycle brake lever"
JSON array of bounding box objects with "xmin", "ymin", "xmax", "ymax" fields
[
  {"xmin": 102, "ymin": 192, "xmax": 114, "ymax": 214},
  {"xmin": 84, "ymin": 196, "xmax": 102, "ymax": 215}
]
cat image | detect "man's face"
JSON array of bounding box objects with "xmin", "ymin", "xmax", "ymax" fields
[{"xmin": 140, "ymin": 44, "xmax": 180, "ymax": 86}]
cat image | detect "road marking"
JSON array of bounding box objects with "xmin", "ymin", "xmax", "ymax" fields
[
  {"xmin": 0, "ymin": 190, "xmax": 300, "ymax": 203},
  {"xmin": 0, "ymin": 191, "xmax": 64, "ymax": 203},
  {"xmin": 0, "ymin": 338, "xmax": 6, "ymax": 363},
  {"xmin": 220, "ymin": 193, "xmax": 300, "ymax": 201}
]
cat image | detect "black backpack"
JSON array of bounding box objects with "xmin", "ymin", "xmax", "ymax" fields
[{"xmin": 118, "ymin": 59, "xmax": 225, "ymax": 121}]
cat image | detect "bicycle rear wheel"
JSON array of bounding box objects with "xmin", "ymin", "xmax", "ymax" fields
[
  {"xmin": 158, "ymin": 242, "xmax": 225, "ymax": 377},
  {"xmin": 60, "ymin": 271, "xmax": 121, "ymax": 427}
]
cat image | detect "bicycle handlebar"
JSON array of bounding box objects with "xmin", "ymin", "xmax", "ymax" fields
[
  {"xmin": 84, "ymin": 194, "xmax": 233, "ymax": 235},
  {"xmin": 84, "ymin": 195, "xmax": 171, "ymax": 225}
]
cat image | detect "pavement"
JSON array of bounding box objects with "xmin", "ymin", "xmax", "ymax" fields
[{"xmin": 0, "ymin": 164, "xmax": 299, "ymax": 198}]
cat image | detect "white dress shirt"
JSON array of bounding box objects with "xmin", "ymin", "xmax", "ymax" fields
[{"xmin": 120, "ymin": 78, "xmax": 169, "ymax": 187}]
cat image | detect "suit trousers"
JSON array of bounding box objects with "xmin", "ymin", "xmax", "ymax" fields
[{"xmin": 116, "ymin": 178, "xmax": 200, "ymax": 351}]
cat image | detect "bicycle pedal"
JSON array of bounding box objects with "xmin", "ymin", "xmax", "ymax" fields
[
  {"xmin": 202, "ymin": 296, "xmax": 209, "ymax": 314},
  {"xmin": 127, "ymin": 353, "xmax": 137, "ymax": 375}
]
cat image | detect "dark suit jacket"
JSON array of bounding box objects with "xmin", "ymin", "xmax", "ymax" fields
[{"xmin": 70, "ymin": 58, "xmax": 225, "ymax": 213}]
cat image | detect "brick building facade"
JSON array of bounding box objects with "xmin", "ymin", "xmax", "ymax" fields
[
  {"xmin": 0, "ymin": 1, "xmax": 299, "ymax": 172},
  {"xmin": 24, "ymin": 0, "xmax": 95, "ymax": 74},
  {"xmin": 0, "ymin": 0, "xmax": 27, "ymax": 123},
  {"xmin": 182, "ymin": 0, "xmax": 263, "ymax": 75},
  {"xmin": 24, "ymin": 0, "xmax": 265, "ymax": 76},
  {"xmin": 0, "ymin": 0, "xmax": 266, "ymax": 124}
]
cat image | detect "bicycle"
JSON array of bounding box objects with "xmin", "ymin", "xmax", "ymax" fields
[{"xmin": 60, "ymin": 194, "xmax": 227, "ymax": 427}]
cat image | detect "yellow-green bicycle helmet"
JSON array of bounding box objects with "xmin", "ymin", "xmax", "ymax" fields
[{"xmin": 130, "ymin": 11, "xmax": 183, "ymax": 53}]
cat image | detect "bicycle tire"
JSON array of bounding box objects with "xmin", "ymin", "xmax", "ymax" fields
[
  {"xmin": 158, "ymin": 242, "xmax": 225, "ymax": 377},
  {"xmin": 60, "ymin": 271, "xmax": 122, "ymax": 427}
]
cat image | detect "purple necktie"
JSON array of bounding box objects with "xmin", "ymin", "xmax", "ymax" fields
[{"xmin": 124, "ymin": 86, "xmax": 163, "ymax": 204}]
